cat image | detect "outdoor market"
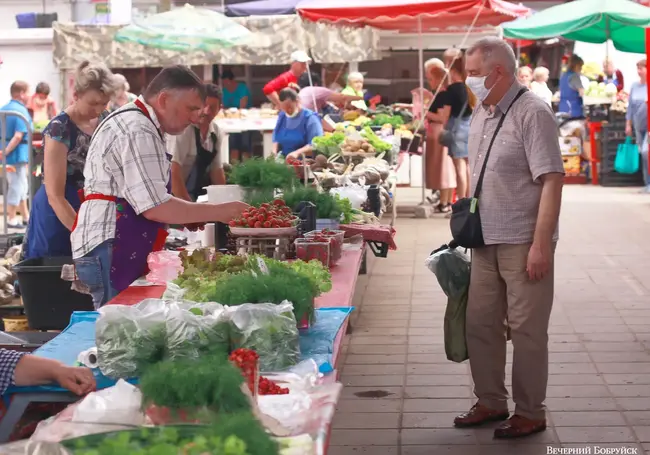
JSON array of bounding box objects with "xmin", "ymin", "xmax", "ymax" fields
[{"xmin": 0, "ymin": 0, "xmax": 648, "ymax": 453}]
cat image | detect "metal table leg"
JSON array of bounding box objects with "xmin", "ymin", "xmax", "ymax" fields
[{"xmin": 0, "ymin": 392, "xmax": 78, "ymax": 443}]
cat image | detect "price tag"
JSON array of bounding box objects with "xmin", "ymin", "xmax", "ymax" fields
[{"xmin": 257, "ymin": 257, "xmax": 270, "ymax": 275}]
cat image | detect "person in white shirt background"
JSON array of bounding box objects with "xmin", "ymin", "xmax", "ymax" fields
[
  {"xmin": 531, "ymin": 66, "xmax": 553, "ymax": 106},
  {"xmin": 168, "ymin": 83, "xmax": 226, "ymax": 202}
]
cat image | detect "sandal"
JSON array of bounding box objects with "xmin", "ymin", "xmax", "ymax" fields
[{"xmin": 434, "ymin": 203, "xmax": 451, "ymax": 213}]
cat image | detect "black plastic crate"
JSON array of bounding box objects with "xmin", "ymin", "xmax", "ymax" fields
[
  {"xmin": 13, "ymin": 257, "xmax": 94, "ymax": 331},
  {"xmin": 600, "ymin": 171, "xmax": 644, "ymax": 187}
]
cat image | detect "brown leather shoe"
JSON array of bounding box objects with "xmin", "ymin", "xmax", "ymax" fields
[
  {"xmin": 453, "ymin": 403, "xmax": 509, "ymax": 428},
  {"xmin": 493, "ymin": 415, "xmax": 547, "ymax": 439}
]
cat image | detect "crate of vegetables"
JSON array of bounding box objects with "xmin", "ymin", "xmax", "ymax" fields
[
  {"xmin": 294, "ymin": 237, "xmax": 332, "ymax": 268},
  {"xmin": 229, "ymin": 199, "xmax": 299, "ymax": 237}
]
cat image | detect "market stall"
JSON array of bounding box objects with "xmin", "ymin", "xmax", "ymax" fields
[
  {"xmin": 297, "ymin": 0, "xmax": 531, "ymax": 202},
  {"xmin": 502, "ymin": 0, "xmax": 650, "ymax": 186},
  {"xmin": 0, "ymin": 170, "xmax": 395, "ymax": 452}
]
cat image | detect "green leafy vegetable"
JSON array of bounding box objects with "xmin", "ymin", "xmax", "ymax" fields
[
  {"xmin": 282, "ymin": 186, "xmax": 342, "ymax": 220},
  {"xmin": 140, "ymin": 353, "xmax": 250, "ymax": 413},
  {"xmin": 370, "ymin": 114, "xmax": 404, "ymax": 128},
  {"xmin": 334, "ymin": 194, "xmax": 354, "ymax": 224},
  {"xmin": 362, "ymin": 126, "xmax": 393, "ymax": 153},
  {"xmin": 230, "ymin": 157, "xmax": 297, "ymax": 192}
]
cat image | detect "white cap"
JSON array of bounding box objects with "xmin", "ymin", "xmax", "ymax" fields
[{"xmin": 291, "ymin": 50, "xmax": 312, "ymax": 63}]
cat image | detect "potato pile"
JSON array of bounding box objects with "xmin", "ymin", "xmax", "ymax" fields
[{"xmin": 341, "ymin": 137, "xmax": 375, "ymax": 155}]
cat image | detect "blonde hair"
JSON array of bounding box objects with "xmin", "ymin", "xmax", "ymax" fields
[
  {"xmin": 428, "ymin": 66, "xmax": 449, "ymax": 89},
  {"xmin": 74, "ymin": 61, "xmax": 118, "ymax": 96},
  {"xmin": 113, "ymin": 73, "xmax": 130, "ymax": 93},
  {"xmin": 518, "ymin": 66, "xmax": 533, "ymax": 77},
  {"xmin": 533, "ymin": 66, "xmax": 549, "ymax": 82},
  {"xmin": 424, "ymin": 58, "xmax": 445, "ymax": 71}
]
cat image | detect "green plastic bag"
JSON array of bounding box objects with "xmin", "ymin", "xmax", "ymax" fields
[
  {"xmin": 614, "ymin": 137, "xmax": 640, "ymax": 174},
  {"xmin": 425, "ymin": 244, "xmax": 470, "ymax": 363}
]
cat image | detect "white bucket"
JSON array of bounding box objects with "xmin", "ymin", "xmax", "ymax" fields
[{"xmin": 205, "ymin": 185, "xmax": 244, "ymax": 204}]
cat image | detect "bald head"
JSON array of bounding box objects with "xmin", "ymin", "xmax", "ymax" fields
[{"xmin": 466, "ymin": 37, "xmax": 517, "ymax": 76}]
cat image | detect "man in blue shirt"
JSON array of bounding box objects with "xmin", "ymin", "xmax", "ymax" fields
[{"xmin": 1, "ymin": 81, "xmax": 33, "ymax": 228}]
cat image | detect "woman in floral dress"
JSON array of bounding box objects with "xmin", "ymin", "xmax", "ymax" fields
[{"xmin": 23, "ymin": 61, "xmax": 117, "ymax": 259}]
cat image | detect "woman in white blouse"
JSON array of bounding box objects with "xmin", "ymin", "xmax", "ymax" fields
[{"xmin": 531, "ymin": 66, "xmax": 553, "ymax": 106}]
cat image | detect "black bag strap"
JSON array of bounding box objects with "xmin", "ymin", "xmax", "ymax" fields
[{"xmin": 472, "ymin": 88, "xmax": 527, "ymax": 200}]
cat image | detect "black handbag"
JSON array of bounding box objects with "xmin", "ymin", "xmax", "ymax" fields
[
  {"xmin": 449, "ymin": 88, "xmax": 527, "ymax": 249},
  {"xmin": 439, "ymin": 99, "xmax": 468, "ymax": 148}
]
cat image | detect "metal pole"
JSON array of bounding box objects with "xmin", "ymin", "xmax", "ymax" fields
[
  {"xmin": 1, "ymin": 114, "xmax": 7, "ymax": 235},
  {"xmin": 418, "ymin": 17, "xmax": 426, "ymax": 205},
  {"xmin": 0, "ymin": 112, "xmax": 33, "ymax": 235}
]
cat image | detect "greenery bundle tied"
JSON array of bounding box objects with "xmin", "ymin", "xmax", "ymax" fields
[
  {"xmin": 208, "ymin": 258, "xmax": 316, "ymax": 322},
  {"xmin": 230, "ymin": 157, "xmax": 297, "ymax": 199},
  {"xmin": 139, "ymin": 353, "xmax": 251, "ymax": 414}
]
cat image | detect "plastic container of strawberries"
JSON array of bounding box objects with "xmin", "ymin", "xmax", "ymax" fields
[
  {"xmin": 304, "ymin": 229, "xmax": 344, "ymax": 264},
  {"xmin": 295, "ymin": 238, "xmax": 331, "ymax": 267}
]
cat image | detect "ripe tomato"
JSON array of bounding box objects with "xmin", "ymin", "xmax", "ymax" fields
[
  {"xmin": 228, "ymin": 221, "xmax": 236, "ymax": 227},
  {"xmin": 257, "ymin": 214, "xmax": 265, "ymax": 222},
  {"xmin": 248, "ymin": 219, "xmax": 256, "ymax": 228},
  {"xmin": 254, "ymin": 221, "xmax": 263, "ymax": 228},
  {"xmin": 273, "ymin": 199, "xmax": 285, "ymax": 207},
  {"xmin": 263, "ymin": 221, "xmax": 271, "ymax": 228}
]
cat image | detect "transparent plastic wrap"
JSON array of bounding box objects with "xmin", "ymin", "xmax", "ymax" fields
[
  {"xmin": 161, "ymin": 281, "xmax": 187, "ymax": 300},
  {"xmin": 30, "ymin": 380, "xmax": 144, "ymax": 444},
  {"xmin": 145, "ymin": 250, "xmax": 183, "ymax": 284},
  {"xmin": 228, "ymin": 302, "xmax": 301, "ymax": 372},
  {"xmin": 258, "ymin": 381, "xmax": 343, "ymax": 438},
  {"xmin": 424, "ymin": 245, "xmax": 470, "ymax": 300},
  {"xmin": 166, "ymin": 302, "xmax": 230, "ymax": 360},
  {"xmin": 95, "ymin": 299, "xmax": 170, "ymax": 379}
]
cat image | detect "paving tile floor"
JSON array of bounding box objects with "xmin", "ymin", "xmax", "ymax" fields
[{"xmin": 330, "ymin": 185, "xmax": 650, "ymax": 455}]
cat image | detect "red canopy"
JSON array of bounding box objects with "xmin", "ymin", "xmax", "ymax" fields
[{"xmin": 297, "ymin": 0, "xmax": 532, "ymax": 32}]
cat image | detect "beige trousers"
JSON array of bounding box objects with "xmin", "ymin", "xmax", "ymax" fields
[{"xmin": 466, "ymin": 243, "xmax": 555, "ymax": 421}]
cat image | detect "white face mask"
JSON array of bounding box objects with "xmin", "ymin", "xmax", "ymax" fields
[
  {"xmin": 466, "ymin": 74, "xmax": 492, "ymax": 102},
  {"xmin": 285, "ymin": 106, "xmax": 300, "ymax": 118}
]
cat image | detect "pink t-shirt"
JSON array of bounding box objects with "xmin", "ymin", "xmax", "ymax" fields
[{"xmin": 299, "ymin": 87, "xmax": 333, "ymax": 111}]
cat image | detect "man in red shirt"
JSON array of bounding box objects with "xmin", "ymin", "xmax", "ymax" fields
[{"xmin": 263, "ymin": 50, "xmax": 311, "ymax": 107}]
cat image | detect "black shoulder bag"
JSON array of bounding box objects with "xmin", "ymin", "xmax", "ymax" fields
[{"xmin": 449, "ymin": 88, "xmax": 527, "ymax": 249}]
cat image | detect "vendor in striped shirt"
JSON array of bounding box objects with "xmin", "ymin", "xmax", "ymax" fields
[{"xmin": 71, "ymin": 66, "xmax": 249, "ymax": 308}]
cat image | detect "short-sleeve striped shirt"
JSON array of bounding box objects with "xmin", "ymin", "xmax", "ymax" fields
[
  {"xmin": 468, "ymin": 81, "xmax": 565, "ymax": 245},
  {"xmin": 71, "ymin": 97, "xmax": 171, "ymax": 259}
]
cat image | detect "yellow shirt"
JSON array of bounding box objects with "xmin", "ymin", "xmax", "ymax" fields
[{"xmin": 341, "ymin": 86, "xmax": 367, "ymax": 110}]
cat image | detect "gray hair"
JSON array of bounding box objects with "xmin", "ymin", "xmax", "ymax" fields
[
  {"xmin": 533, "ymin": 66, "xmax": 549, "ymax": 81},
  {"xmin": 466, "ymin": 37, "xmax": 517, "ymax": 75},
  {"xmin": 74, "ymin": 61, "xmax": 118, "ymax": 96},
  {"xmin": 113, "ymin": 73, "xmax": 130, "ymax": 93},
  {"xmin": 347, "ymin": 72, "xmax": 364, "ymax": 82},
  {"xmin": 424, "ymin": 58, "xmax": 445, "ymax": 71}
]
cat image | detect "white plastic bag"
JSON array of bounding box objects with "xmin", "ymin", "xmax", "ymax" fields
[
  {"xmin": 329, "ymin": 186, "xmax": 366, "ymax": 210},
  {"xmin": 72, "ymin": 380, "xmax": 144, "ymax": 425},
  {"xmin": 30, "ymin": 380, "xmax": 144, "ymax": 444}
]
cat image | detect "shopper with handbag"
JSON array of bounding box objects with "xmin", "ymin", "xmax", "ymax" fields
[
  {"xmin": 439, "ymin": 55, "xmax": 475, "ymax": 200},
  {"xmin": 451, "ymin": 37, "xmax": 564, "ymax": 439}
]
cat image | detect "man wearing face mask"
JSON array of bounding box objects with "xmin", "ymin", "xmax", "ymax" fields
[
  {"xmin": 453, "ymin": 37, "xmax": 564, "ymax": 439},
  {"xmin": 168, "ymin": 83, "xmax": 226, "ymax": 202}
]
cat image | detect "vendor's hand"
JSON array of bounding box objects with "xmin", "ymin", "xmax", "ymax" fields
[
  {"xmin": 625, "ymin": 124, "xmax": 633, "ymax": 137},
  {"xmin": 526, "ymin": 242, "xmax": 552, "ymax": 281},
  {"xmin": 287, "ymin": 151, "xmax": 303, "ymax": 161},
  {"xmin": 215, "ymin": 201, "xmax": 250, "ymax": 223},
  {"xmin": 53, "ymin": 365, "xmax": 96, "ymax": 395}
]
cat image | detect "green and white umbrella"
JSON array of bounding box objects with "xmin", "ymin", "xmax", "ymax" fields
[
  {"xmin": 501, "ymin": 0, "xmax": 650, "ymax": 54},
  {"xmin": 115, "ymin": 4, "xmax": 255, "ymax": 52}
]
